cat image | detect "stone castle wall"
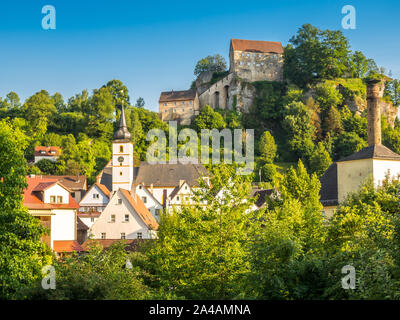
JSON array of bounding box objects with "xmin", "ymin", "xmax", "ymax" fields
[{"xmin": 229, "ymin": 49, "xmax": 284, "ymax": 82}]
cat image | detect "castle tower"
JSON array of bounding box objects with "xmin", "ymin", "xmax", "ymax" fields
[
  {"xmin": 366, "ymin": 79, "xmax": 384, "ymax": 146},
  {"xmin": 112, "ymin": 106, "xmax": 134, "ymax": 192}
]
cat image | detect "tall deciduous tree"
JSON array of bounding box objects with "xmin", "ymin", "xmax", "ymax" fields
[
  {"xmin": 0, "ymin": 120, "xmax": 52, "ymax": 298},
  {"xmin": 194, "ymin": 54, "xmax": 227, "ymax": 76},
  {"xmin": 149, "ymin": 165, "xmax": 260, "ymax": 299}
]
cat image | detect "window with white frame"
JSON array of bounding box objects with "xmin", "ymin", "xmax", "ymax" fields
[
  {"xmin": 110, "ymin": 214, "xmax": 116, "ymax": 223},
  {"xmin": 137, "ymin": 232, "xmax": 142, "ymax": 239},
  {"xmin": 124, "ymin": 214, "xmax": 129, "ymax": 222},
  {"xmin": 101, "ymin": 233, "xmax": 106, "ymax": 239},
  {"xmin": 120, "ymin": 233, "xmax": 126, "ymax": 240}
]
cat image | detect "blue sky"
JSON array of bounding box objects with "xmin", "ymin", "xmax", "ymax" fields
[{"xmin": 0, "ymin": 0, "xmax": 399, "ymax": 112}]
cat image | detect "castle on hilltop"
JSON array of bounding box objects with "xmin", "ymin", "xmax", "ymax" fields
[{"xmin": 159, "ymin": 38, "xmax": 284, "ymax": 125}]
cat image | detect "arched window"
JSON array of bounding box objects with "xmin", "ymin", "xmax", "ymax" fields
[{"xmin": 120, "ymin": 145, "xmax": 124, "ymax": 153}]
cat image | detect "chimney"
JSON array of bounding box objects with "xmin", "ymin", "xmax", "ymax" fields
[{"xmin": 366, "ymin": 79, "xmax": 384, "ymax": 146}]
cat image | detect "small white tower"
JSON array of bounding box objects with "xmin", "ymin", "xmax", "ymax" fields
[{"xmin": 112, "ymin": 106, "xmax": 134, "ymax": 192}]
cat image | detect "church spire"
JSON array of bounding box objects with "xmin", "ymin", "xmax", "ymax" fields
[{"xmin": 113, "ymin": 105, "xmax": 132, "ymax": 141}]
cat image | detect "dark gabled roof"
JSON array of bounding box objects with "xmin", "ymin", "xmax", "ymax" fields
[
  {"xmin": 250, "ymin": 188, "xmax": 275, "ymax": 208},
  {"xmin": 231, "ymin": 39, "xmax": 284, "ymax": 54},
  {"xmin": 99, "ymin": 166, "xmax": 112, "ymax": 192},
  {"xmin": 159, "ymin": 89, "xmax": 197, "ymax": 102},
  {"xmin": 338, "ymin": 144, "xmax": 400, "ymax": 162},
  {"xmin": 319, "ymin": 163, "xmax": 338, "ymax": 207},
  {"xmin": 133, "ymin": 162, "xmax": 208, "ymax": 187}
]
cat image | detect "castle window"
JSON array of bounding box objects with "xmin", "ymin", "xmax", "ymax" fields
[
  {"xmin": 248, "ymin": 62, "xmax": 250, "ymax": 66},
  {"xmin": 174, "ymin": 102, "xmax": 177, "ymax": 106},
  {"xmin": 120, "ymin": 146, "xmax": 124, "ymax": 153},
  {"xmin": 182, "ymin": 109, "xmax": 184, "ymax": 112}
]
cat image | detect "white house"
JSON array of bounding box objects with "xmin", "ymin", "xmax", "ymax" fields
[
  {"xmin": 34, "ymin": 146, "xmax": 61, "ymax": 163},
  {"xmin": 134, "ymin": 183, "xmax": 163, "ymax": 221},
  {"xmin": 24, "ymin": 176, "xmax": 83, "ymax": 254},
  {"xmin": 90, "ymin": 188, "xmax": 158, "ymax": 240},
  {"xmin": 78, "ymin": 182, "xmax": 110, "ymax": 230}
]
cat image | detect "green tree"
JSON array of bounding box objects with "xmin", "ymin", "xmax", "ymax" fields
[
  {"xmin": 0, "ymin": 120, "xmax": 52, "ymax": 298},
  {"xmin": 351, "ymin": 51, "xmax": 369, "ymax": 78},
  {"xmin": 193, "ymin": 105, "xmax": 226, "ymax": 131},
  {"xmin": 333, "ymin": 131, "xmax": 367, "ymax": 160},
  {"xmin": 135, "ymin": 97, "xmax": 145, "ymax": 108},
  {"xmin": 259, "ymin": 131, "xmax": 277, "ymax": 163},
  {"xmin": 148, "ymin": 165, "xmax": 259, "ymax": 299},
  {"xmin": 284, "ymin": 24, "xmax": 352, "ymax": 87},
  {"xmin": 23, "ymin": 90, "xmax": 57, "ymax": 140},
  {"xmin": 308, "ymin": 142, "xmax": 332, "ymax": 177},
  {"xmin": 194, "ymin": 54, "xmax": 227, "ymax": 76}
]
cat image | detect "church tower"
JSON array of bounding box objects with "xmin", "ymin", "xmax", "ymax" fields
[{"xmin": 112, "ymin": 106, "xmax": 134, "ymax": 192}]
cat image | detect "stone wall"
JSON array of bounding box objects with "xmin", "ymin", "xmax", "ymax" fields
[
  {"xmin": 230, "ymin": 49, "xmax": 284, "ymax": 82},
  {"xmin": 198, "ymin": 73, "xmax": 256, "ymax": 112}
]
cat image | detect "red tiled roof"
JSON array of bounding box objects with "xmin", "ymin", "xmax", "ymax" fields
[
  {"xmin": 159, "ymin": 89, "xmax": 197, "ymax": 102},
  {"xmin": 120, "ymin": 189, "xmax": 159, "ymax": 230},
  {"xmin": 95, "ymin": 183, "xmax": 111, "ymax": 198},
  {"xmin": 32, "ymin": 182, "xmax": 58, "ymax": 192},
  {"xmin": 41, "ymin": 175, "xmax": 87, "ymax": 190},
  {"xmin": 231, "ymin": 39, "xmax": 284, "ymax": 54},
  {"xmin": 34, "ymin": 146, "xmax": 61, "ymax": 157},
  {"xmin": 53, "ymin": 240, "xmax": 84, "ymax": 253},
  {"xmin": 24, "ymin": 176, "xmax": 80, "ymax": 210}
]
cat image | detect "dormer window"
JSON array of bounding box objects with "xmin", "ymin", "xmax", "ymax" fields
[
  {"xmin": 41, "ymin": 151, "xmax": 46, "ymax": 154},
  {"xmin": 120, "ymin": 146, "xmax": 124, "ymax": 153},
  {"xmin": 57, "ymin": 196, "xmax": 63, "ymax": 203},
  {"xmin": 50, "ymin": 196, "xmax": 56, "ymax": 203}
]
